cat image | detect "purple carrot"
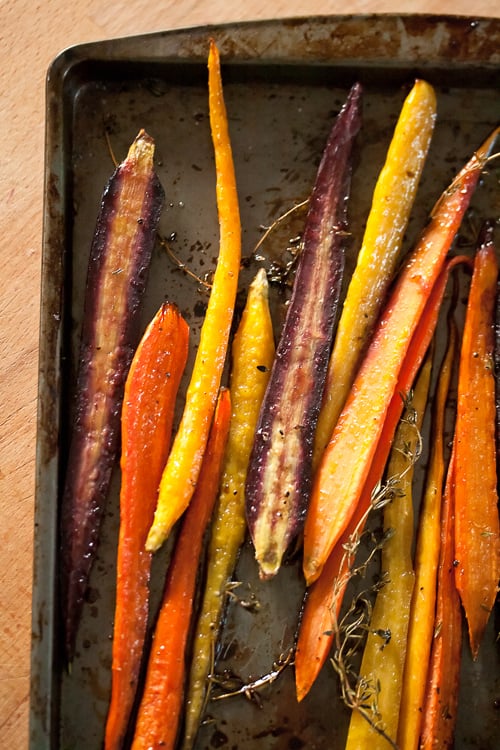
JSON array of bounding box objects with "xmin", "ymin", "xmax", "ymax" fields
[
  {"xmin": 60, "ymin": 130, "xmax": 164, "ymax": 662},
  {"xmin": 245, "ymin": 84, "xmax": 362, "ymax": 579}
]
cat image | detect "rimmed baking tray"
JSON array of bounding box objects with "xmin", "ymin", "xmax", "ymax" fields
[{"xmin": 32, "ymin": 14, "xmax": 500, "ymax": 750}]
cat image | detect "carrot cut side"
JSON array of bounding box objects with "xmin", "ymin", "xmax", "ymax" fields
[
  {"xmin": 295, "ymin": 256, "xmax": 465, "ymax": 702},
  {"xmin": 303, "ymin": 126, "xmax": 499, "ymax": 586},
  {"xmin": 131, "ymin": 388, "xmax": 231, "ymax": 750},
  {"xmin": 104, "ymin": 303, "xmax": 189, "ymax": 750},
  {"xmin": 454, "ymin": 224, "xmax": 499, "ymax": 659},
  {"xmin": 343, "ymin": 351, "xmax": 431, "ymax": 750},
  {"xmin": 146, "ymin": 40, "xmax": 241, "ymax": 553}
]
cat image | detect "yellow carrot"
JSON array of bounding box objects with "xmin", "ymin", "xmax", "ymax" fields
[
  {"xmin": 397, "ymin": 307, "xmax": 457, "ymax": 750},
  {"xmin": 313, "ymin": 80, "xmax": 436, "ymax": 467},
  {"xmin": 146, "ymin": 40, "xmax": 241, "ymax": 552},
  {"xmin": 344, "ymin": 351, "xmax": 431, "ymax": 749},
  {"xmin": 182, "ymin": 268, "xmax": 275, "ymax": 748}
]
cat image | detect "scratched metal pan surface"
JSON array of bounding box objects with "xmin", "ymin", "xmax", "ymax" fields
[{"xmin": 32, "ymin": 13, "xmax": 500, "ymax": 750}]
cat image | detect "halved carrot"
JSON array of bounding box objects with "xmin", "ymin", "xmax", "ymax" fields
[
  {"xmin": 454, "ymin": 223, "xmax": 499, "ymax": 658},
  {"xmin": 60, "ymin": 131, "xmax": 164, "ymax": 661},
  {"xmin": 104, "ymin": 303, "xmax": 189, "ymax": 750},
  {"xmin": 131, "ymin": 388, "xmax": 231, "ymax": 750},
  {"xmin": 246, "ymin": 83, "xmax": 361, "ymax": 580},
  {"xmin": 303, "ymin": 126, "xmax": 499, "ymax": 586},
  {"xmin": 295, "ymin": 256, "xmax": 467, "ymax": 701},
  {"xmin": 343, "ymin": 351, "xmax": 431, "ymax": 750},
  {"xmin": 397, "ymin": 291, "xmax": 458, "ymax": 750},
  {"xmin": 313, "ymin": 79, "xmax": 436, "ymax": 466},
  {"xmin": 420, "ymin": 439, "xmax": 462, "ymax": 750},
  {"xmin": 146, "ymin": 40, "xmax": 241, "ymax": 553}
]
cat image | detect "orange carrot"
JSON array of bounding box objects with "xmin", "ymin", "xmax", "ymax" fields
[
  {"xmin": 295, "ymin": 256, "xmax": 467, "ymax": 701},
  {"xmin": 146, "ymin": 40, "xmax": 240, "ymax": 553},
  {"xmin": 105, "ymin": 303, "xmax": 189, "ymax": 750},
  {"xmin": 303, "ymin": 127, "xmax": 499, "ymax": 586},
  {"xmin": 131, "ymin": 388, "xmax": 231, "ymax": 750},
  {"xmin": 420, "ymin": 439, "xmax": 462, "ymax": 750},
  {"xmin": 454, "ymin": 224, "xmax": 499, "ymax": 658}
]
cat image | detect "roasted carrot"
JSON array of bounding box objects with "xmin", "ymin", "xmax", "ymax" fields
[
  {"xmin": 131, "ymin": 388, "xmax": 231, "ymax": 750},
  {"xmin": 313, "ymin": 79, "xmax": 436, "ymax": 466},
  {"xmin": 344, "ymin": 352, "xmax": 431, "ymax": 749},
  {"xmin": 397, "ymin": 293, "xmax": 457, "ymax": 750},
  {"xmin": 420, "ymin": 439, "xmax": 462, "ymax": 750},
  {"xmin": 104, "ymin": 303, "xmax": 189, "ymax": 750},
  {"xmin": 60, "ymin": 130, "xmax": 164, "ymax": 661},
  {"xmin": 295, "ymin": 256, "xmax": 466, "ymax": 701},
  {"xmin": 146, "ymin": 40, "xmax": 241, "ymax": 553},
  {"xmin": 246, "ymin": 83, "xmax": 361, "ymax": 580},
  {"xmin": 454, "ymin": 224, "xmax": 499, "ymax": 658},
  {"xmin": 303, "ymin": 126, "xmax": 499, "ymax": 586},
  {"xmin": 182, "ymin": 268, "xmax": 275, "ymax": 749}
]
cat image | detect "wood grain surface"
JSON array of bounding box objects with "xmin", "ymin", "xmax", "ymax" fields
[{"xmin": 0, "ymin": 0, "xmax": 498, "ymax": 746}]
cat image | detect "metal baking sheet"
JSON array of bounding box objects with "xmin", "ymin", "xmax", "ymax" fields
[{"xmin": 32, "ymin": 14, "xmax": 500, "ymax": 750}]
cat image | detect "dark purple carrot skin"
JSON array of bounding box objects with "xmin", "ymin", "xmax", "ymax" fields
[
  {"xmin": 245, "ymin": 84, "xmax": 362, "ymax": 579},
  {"xmin": 60, "ymin": 131, "xmax": 164, "ymax": 663}
]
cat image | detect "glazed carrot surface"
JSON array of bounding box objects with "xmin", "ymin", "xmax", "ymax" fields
[
  {"xmin": 454, "ymin": 226, "xmax": 499, "ymax": 659},
  {"xmin": 131, "ymin": 389, "xmax": 231, "ymax": 750},
  {"xmin": 313, "ymin": 79, "xmax": 436, "ymax": 466},
  {"xmin": 146, "ymin": 40, "xmax": 241, "ymax": 553},
  {"xmin": 104, "ymin": 303, "xmax": 189, "ymax": 750}
]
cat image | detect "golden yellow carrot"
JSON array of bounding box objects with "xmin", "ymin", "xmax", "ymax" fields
[
  {"xmin": 344, "ymin": 352, "xmax": 431, "ymax": 749},
  {"xmin": 313, "ymin": 80, "xmax": 436, "ymax": 467},
  {"xmin": 182, "ymin": 268, "xmax": 275, "ymax": 748},
  {"xmin": 146, "ymin": 40, "xmax": 241, "ymax": 552},
  {"xmin": 397, "ymin": 307, "xmax": 457, "ymax": 750}
]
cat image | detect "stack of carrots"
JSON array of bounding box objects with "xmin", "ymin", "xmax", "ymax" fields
[{"xmin": 61, "ymin": 34, "xmax": 499, "ymax": 750}]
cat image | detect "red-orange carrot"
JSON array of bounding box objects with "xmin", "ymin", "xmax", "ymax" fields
[
  {"xmin": 105, "ymin": 303, "xmax": 189, "ymax": 750},
  {"xmin": 454, "ymin": 224, "xmax": 500, "ymax": 658},
  {"xmin": 303, "ymin": 127, "xmax": 499, "ymax": 586},
  {"xmin": 131, "ymin": 388, "xmax": 231, "ymax": 750},
  {"xmin": 295, "ymin": 256, "xmax": 467, "ymax": 701},
  {"xmin": 420, "ymin": 440, "xmax": 462, "ymax": 750}
]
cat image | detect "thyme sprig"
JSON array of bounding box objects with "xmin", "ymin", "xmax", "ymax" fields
[{"xmin": 209, "ymin": 648, "xmax": 294, "ymax": 705}]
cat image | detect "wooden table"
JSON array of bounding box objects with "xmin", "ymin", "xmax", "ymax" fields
[{"xmin": 0, "ymin": 0, "xmax": 498, "ymax": 745}]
